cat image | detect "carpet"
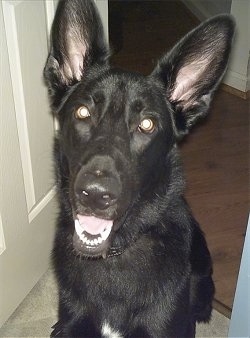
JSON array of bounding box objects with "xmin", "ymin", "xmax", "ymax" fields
[{"xmin": 0, "ymin": 269, "xmax": 230, "ymax": 337}]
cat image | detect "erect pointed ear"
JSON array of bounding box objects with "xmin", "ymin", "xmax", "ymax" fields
[
  {"xmin": 151, "ymin": 15, "xmax": 235, "ymax": 139},
  {"xmin": 44, "ymin": 0, "xmax": 109, "ymax": 108}
]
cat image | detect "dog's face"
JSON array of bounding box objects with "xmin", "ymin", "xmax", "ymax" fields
[
  {"xmin": 55, "ymin": 70, "xmax": 174, "ymax": 256},
  {"xmin": 44, "ymin": 0, "xmax": 234, "ymax": 258}
]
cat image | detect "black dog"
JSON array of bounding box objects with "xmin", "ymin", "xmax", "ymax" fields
[{"xmin": 44, "ymin": 1, "xmax": 234, "ymax": 337}]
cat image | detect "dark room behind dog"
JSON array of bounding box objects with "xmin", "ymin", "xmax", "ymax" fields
[{"xmin": 43, "ymin": 0, "xmax": 235, "ymax": 337}]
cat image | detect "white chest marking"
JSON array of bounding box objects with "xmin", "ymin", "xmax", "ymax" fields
[{"xmin": 101, "ymin": 321, "xmax": 123, "ymax": 338}]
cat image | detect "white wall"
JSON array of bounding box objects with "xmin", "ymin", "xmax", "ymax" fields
[
  {"xmin": 225, "ymin": 0, "xmax": 250, "ymax": 92},
  {"xmin": 95, "ymin": 0, "xmax": 109, "ymax": 42},
  {"xmin": 228, "ymin": 214, "xmax": 250, "ymax": 338}
]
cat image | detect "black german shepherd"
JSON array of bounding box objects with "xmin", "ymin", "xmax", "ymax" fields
[{"xmin": 44, "ymin": 1, "xmax": 234, "ymax": 337}]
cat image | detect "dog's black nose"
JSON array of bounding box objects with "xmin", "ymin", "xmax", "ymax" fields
[{"xmin": 75, "ymin": 170, "xmax": 120, "ymax": 211}]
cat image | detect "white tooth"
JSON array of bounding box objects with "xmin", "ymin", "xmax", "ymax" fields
[
  {"xmin": 86, "ymin": 240, "xmax": 91, "ymax": 245},
  {"xmin": 98, "ymin": 237, "xmax": 103, "ymax": 244},
  {"xmin": 75, "ymin": 219, "xmax": 84, "ymax": 237},
  {"xmin": 80, "ymin": 235, "xmax": 87, "ymax": 243},
  {"xmin": 94, "ymin": 239, "xmax": 99, "ymax": 245}
]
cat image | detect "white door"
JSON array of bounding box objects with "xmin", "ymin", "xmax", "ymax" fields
[
  {"xmin": 0, "ymin": 0, "xmax": 57, "ymax": 327},
  {"xmin": 0, "ymin": 0, "xmax": 109, "ymax": 327}
]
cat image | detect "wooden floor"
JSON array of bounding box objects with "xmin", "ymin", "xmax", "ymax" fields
[{"xmin": 109, "ymin": 1, "xmax": 249, "ymax": 313}]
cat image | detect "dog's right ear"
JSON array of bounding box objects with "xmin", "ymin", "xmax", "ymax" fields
[{"xmin": 44, "ymin": 0, "xmax": 109, "ymax": 109}]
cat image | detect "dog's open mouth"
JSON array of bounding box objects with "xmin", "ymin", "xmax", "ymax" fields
[{"xmin": 73, "ymin": 214, "xmax": 114, "ymax": 257}]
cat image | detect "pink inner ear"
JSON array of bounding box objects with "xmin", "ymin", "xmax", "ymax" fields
[
  {"xmin": 62, "ymin": 31, "xmax": 87, "ymax": 83},
  {"xmin": 171, "ymin": 59, "xmax": 208, "ymax": 104},
  {"xmin": 69, "ymin": 52, "xmax": 85, "ymax": 80}
]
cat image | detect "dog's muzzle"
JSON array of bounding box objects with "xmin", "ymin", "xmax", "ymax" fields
[{"xmin": 72, "ymin": 155, "xmax": 126, "ymax": 257}]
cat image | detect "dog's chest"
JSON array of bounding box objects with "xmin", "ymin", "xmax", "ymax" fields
[
  {"xmin": 73, "ymin": 246, "xmax": 186, "ymax": 308},
  {"xmin": 71, "ymin": 235, "xmax": 189, "ymax": 303}
]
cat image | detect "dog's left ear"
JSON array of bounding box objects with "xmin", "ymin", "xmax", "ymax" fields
[
  {"xmin": 151, "ymin": 15, "xmax": 235, "ymax": 139},
  {"xmin": 44, "ymin": 0, "xmax": 109, "ymax": 109}
]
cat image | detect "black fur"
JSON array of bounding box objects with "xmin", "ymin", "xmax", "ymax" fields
[{"xmin": 44, "ymin": 1, "xmax": 235, "ymax": 337}]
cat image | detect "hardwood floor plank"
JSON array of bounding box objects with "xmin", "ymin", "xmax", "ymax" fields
[{"xmin": 181, "ymin": 90, "xmax": 249, "ymax": 308}]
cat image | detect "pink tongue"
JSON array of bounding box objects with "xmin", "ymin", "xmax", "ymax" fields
[{"xmin": 77, "ymin": 215, "xmax": 113, "ymax": 235}]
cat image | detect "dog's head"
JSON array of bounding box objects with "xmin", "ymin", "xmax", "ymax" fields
[{"xmin": 44, "ymin": 0, "xmax": 234, "ymax": 258}]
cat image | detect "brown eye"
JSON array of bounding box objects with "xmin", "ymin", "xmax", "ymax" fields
[
  {"xmin": 138, "ymin": 118, "xmax": 155, "ymax": 134},
  {"xmin": 75, "ymin": 106, "xmax": 90, "ymax": 119}
]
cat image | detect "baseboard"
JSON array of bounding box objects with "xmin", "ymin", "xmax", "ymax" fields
[
  {"xmin": 213, "ymin": 299, "xmax": 232, "ymax": 319},
  {"xmin": 220, "ymin": 83, "xmax": 249, "ymax": 100},
  {"xmin": 223, "ymin": 68, "xmax": 249, "ymax": 94}
]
